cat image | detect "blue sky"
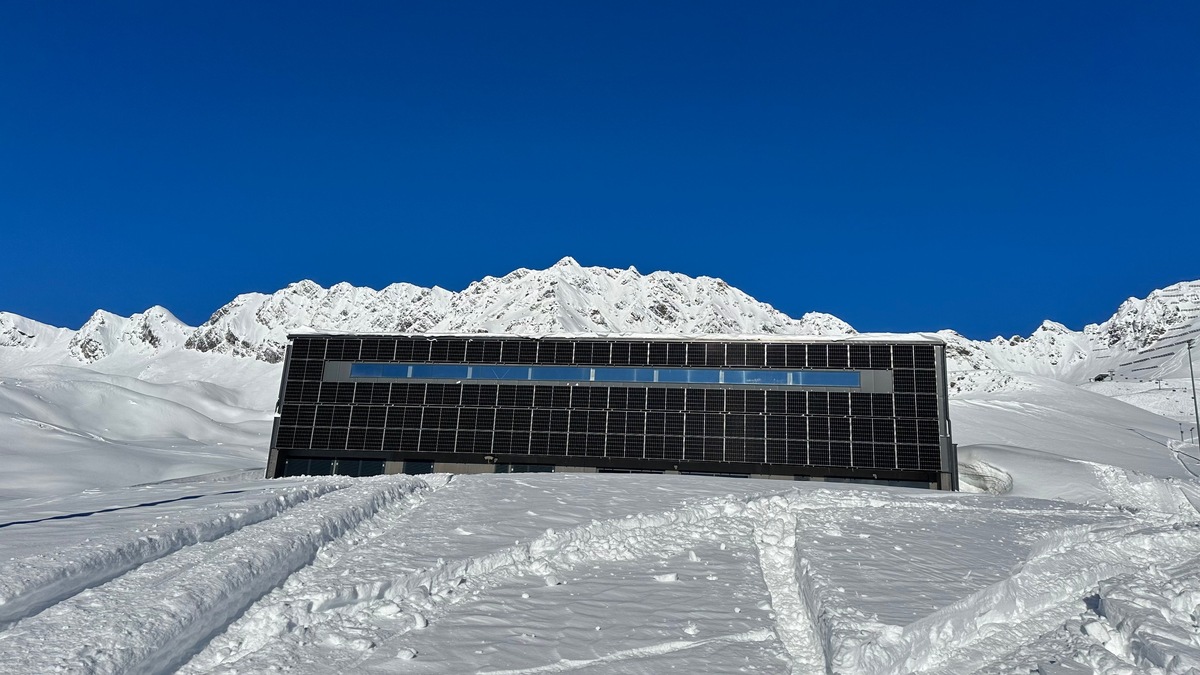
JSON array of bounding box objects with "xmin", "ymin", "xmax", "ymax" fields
[{"xmin": 2, "ymin": 1, "xmax": 1196, "ymax": 339}]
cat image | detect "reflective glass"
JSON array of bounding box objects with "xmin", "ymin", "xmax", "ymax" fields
[
  {"xmin": 529, "ymin": 367, "xmax": 591, "ymax": 381},
  {"xmin": 656, "ymin": 368, "xmax": 721, "ymax": 384},
  {"xmin": 410, "ymin": 364, "xmax": 470, "ymax": 379},
  {"xmin": 474, "ymin": 366, "xmax": 529, "ymax": 380},
  {"xmin": 350, "ymin": 363, "xmax": 406, "ymax": 378},
  {"xmin": 739, "ymin": 370, "xmax": 788, "ymax": 385},
  {"xmin": 349, "ymin": 361, "xmax": 864, "ymax": 388},
  {"xmin": 593, "ymin": 367, "xmax": 656, "ymax": 382},
  {"xmin": 793, "ymin": 371, "xmax": 860, "ymax": 387}
]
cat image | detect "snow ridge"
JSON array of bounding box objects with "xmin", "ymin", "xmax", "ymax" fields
[
  {"xmin": 0, "ymin": 475, "xmax": 432, "ymax": 675},
  {"xmin": 3, "ymin": 260, "xmax": 1198, "ymax": 392},
  {"xmin": 182, "ymin": 257, "xmax": 853, "ymax": 363},
  {"xmin": 942, "ymin": 279, "xmax": 1200, "ymax": 386},
  {"xmin": 0, "ymin": 480, "xmax": 351, "ymax": 628}
]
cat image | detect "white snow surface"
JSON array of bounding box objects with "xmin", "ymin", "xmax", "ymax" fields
[
  {"xmin": 2, "ymin": 262, "xmax": 1200, "ymax": 672},
  {"xmin": 1, "ymin": 472, "xmax": 1198, "ymax": 674}
]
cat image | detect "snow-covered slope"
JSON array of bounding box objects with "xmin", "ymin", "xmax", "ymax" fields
[
  {"xmin": 2, "ymin": 472, "xmax": 1198, "ymax": 673},
  {"xmin": 0, "ymin": 367, "xmax": 270, "ymax": 498},
  {"xmin": 0, "ymin": 312, "xmax": 71, "ymax": 350}
]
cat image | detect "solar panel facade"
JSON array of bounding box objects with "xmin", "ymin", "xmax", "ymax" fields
[{"xmin": 266, "ymin": 335, "xmax": 957, "ymax": 489}]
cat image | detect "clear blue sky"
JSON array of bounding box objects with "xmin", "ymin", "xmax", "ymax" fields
[{"xmin": 2, "ymin": 1, "xmax": 1197, "ymax": 339}]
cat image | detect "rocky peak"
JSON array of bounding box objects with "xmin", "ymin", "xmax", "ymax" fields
[
  {"xmin": 68, "ymin": 307, "xmax": 191, "ymax": 363},
  {"xmin": 0, "ymin": 312, "xmax": 65, "ymax": 350},
  {"xmin": 179, "ymin": 260, "xmax": 859, "ymax": 362}
]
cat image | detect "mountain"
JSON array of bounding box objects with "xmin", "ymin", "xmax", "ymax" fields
[
  {"xmin": 181, "ymin": 257, "xmax": 854, "ymax": 363},
  {"xmin": 937, "ymin": 279, "xmax": 1200, "ymax": 391},
  {"xmin": 0, "ymin": 311, "xmax": 70, "ymax": 350},
  {"xmin": 68, "ymin": 306, "xmax": 190, "ymax": 363},
  {"xmin": 5, "ymin": 258, "xmax": 1200, "ymax": 392},
  {"xmin": 3, "ymin": 258, "xmax": 1199, "ymax": 392}
]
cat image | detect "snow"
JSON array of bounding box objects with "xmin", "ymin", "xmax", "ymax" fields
[
  {"xmin": 1, "ymin": 263, "xmax": 1200, "ymax": 671},
  {"xmin": 0, "ymin": 367, "xmax": 271, "ymax": 498},
  {"xmin": 0, "ymin": 472, "xmax": 1195, "ymax": 673}
]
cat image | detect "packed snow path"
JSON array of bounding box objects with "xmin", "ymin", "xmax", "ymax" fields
[{"xmin": 0, "ymin": 473, "xmax": 1198, "ymax": 674}]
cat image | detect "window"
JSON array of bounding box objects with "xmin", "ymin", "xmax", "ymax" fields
[
  {"xmin": 530, "ymin": 366, "xmax": 590, "ymax": 381},
  {"xmin": 350, "ymin": 362, "xmax": 865, "ymax": 389}
]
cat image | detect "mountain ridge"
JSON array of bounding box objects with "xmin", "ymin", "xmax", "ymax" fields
[{"xmin": 3, "ymin": 258, "xmax": 1199, "ymax": 392}]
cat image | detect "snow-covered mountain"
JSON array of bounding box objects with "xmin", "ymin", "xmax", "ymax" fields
[
  {"xmin": 181, "ymin": 257, "xmax": 853, "ymax": 363},
  {"xmin": 2, "ymin": 257, "xmax": 855, "ymax": 370},
  {"xmin": 68, "ymin": 306, "xmax": 190, "ymax": 363},
  {"xmin": 938, "ymin": 279, "xmax": 1200, "ymax": 390},
  {"xmin": 3, "ymin": 258, "xmax": 1199, "ymax": 392}
]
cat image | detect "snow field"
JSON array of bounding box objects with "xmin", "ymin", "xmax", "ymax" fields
[
  {"xmin": 0, "ymin": 370, "xmax": 272, "ymax": 499},
  {"xmin": 849, "ymin": 520, "xmax": 1200, "ymax": 674},
  {"xmin": 0, "ymin": 478, "xmax": 352, "ymax": 628},
  {"xmin": 185, "ymin": 478, "xmax": 788, "ymax": 673},
  {"xmin": 1087, "ymin": 563, "xmax": 1200, "ymax": 672},
  {"xmin": 0, "ymin": 474, "xmax": 436, "ymax": 674},
  {"xmin": 176, "ymin": 476, "xmax": 1165, "ymax": 674},
  {"xmin": 0, "ymin": 472, "xmax": 1197, "ymax": 673}
]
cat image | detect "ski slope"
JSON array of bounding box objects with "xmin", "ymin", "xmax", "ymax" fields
[{"xmin": 0, "ymin": 471, "xmax": 1197, "ymax": 674}]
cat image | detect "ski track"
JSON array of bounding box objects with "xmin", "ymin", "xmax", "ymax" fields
[
  {"xmin": 182, "ymin": 488, "xmax": 1100, "ymax": 674},
  {"xmin": 477, "ymin": 628, "xmax": 778, "ymax": 674},
  {"xmin": 3, "ymin": 475, "xmax": 1195, "ymax": 674},
  {"xmin": 177, "ymin": 473, "xmax": 458, "ymax": 672},
  {"xmin": 0, "ymin": 479, "xmax": 353, "ymax": 629},
  {"xmin": 751, "ymin": 505, "xmax": 827, "ymax": 674},
  {"xmin": 182, "ymin": 493, "xmax": 757, "ymax": 673},
  {"xmin": 848, "ymin": 519, "xmax": 1200, "ymax": 674},
  {"xmin": 1080, "ymin": 561, "xmax": 1200, "ymax": 673},
  {"xmin": 0, "ymin": 474, "xmax": 434, "ymax": 675}
]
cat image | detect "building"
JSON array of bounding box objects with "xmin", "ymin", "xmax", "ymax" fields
[{"xmin": 266, "ymin": 334, "xmax": 958, "ymax": 490}]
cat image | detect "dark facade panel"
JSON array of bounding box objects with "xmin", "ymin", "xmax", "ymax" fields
[{"xmin": 267, "ymin": 335, "xmax": 956, "ymax": 489}]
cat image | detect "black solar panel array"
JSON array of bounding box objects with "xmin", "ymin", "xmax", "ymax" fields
[{"xmin": 274, "ymin": 336, "xmax": 945, "ymax": 473}]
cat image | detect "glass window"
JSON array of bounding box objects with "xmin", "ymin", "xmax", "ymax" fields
[
  {"xmin": 405, "ymin": 461, "xmax": 434, "ymax": 475},
  {"xmin": 347, "ymin": 359, "xmax": 864, "ymax": 389},
  {"xmin": 410, "ymin": 364, "xmax": 470, "ymax": 380},
  {"xmin": 306, "ymin": 458, "xmax": 334, "ymax": 475},
  {"xmin": 593, "ymin": 367, "xmax": 657, "ymax": 382},
  {"xmin": 350, "ymin": 363, "xmax": 406, "ymax": 378},
  {"xmin": 473, "ymin": 366, "xmax": 530, "ymax": 381},
  {"xmin": 739, "ymin": 370, "xmax": 788, "ymax": 385},
  {"xmin": 793, "ymin": 371, "xmax": 861, "ymax": 387},
  {"xmin": 530, "ymin": 366, "xmax": 591, "ymax": 381},
  {"xmin": 656, "ymin": 368, "xmax": 720, "ymax": 384}
]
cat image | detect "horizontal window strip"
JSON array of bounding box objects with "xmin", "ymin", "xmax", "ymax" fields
[{"xmin": 348, "ymin": 363, "xmax": 862, "ymax": 388}]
